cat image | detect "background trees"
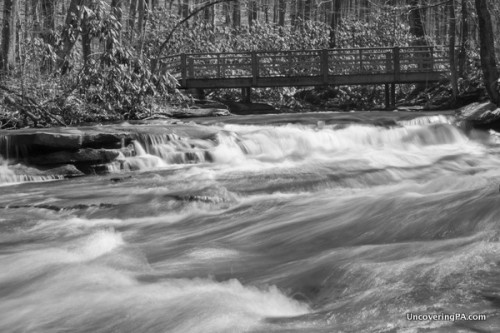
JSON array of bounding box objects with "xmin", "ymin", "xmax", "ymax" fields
[{"xmin": 0, "ymin": 0, "xmax": 499, "ymax": 127}]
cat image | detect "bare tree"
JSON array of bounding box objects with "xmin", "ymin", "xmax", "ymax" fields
[
  {"xmin": 458, "ymin": 0, "xmax": 468, "ymax": 77},
  {"xmin": 408, "ymin": 0, "xmax": 427, "ymax": 46},
  {"xmin": 248, "ymin": 0, "xmax": 258, "ymax": 27},
  {"xmin": 57, "ymin": 0, "xmax": 85, "ymax": 73},
  {"xmin": 329, "ymin": 0, "xmax": 342, "ymax": 48},
  {"xmin": 40, "ymin": 0, "xmax": 55, "ymax": 44},
  {"xmin": 277, "ymin": 0, "xmax": 286, "ymax": 26},
  {"xmin": 233, "ymin": 1, "xmax": 241, "ymax": 28},
  {"xmin": 1, "ymin": 0, "xmax": 19, "ymax": 72},
  {"xmin": 448, "ymin": 0, "xmax": 458, "ymax": 100},
  {"xmin": 475, "ymin": 0, "xmax": 500, "ymax": 104}
]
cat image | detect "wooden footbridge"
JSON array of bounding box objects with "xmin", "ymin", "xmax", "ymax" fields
[{"xmin": 159, "ymin": 46, "xmax": 449, "ymax": 107}]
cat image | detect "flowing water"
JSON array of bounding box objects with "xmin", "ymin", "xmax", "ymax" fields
[{"xmin": 1, "ymin": 112, "xmax": 500, "ymax": 332}]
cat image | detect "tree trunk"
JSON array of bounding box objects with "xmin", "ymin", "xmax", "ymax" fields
[
  {"xmin": 107, "ymin": 0, "xmax": 123, "ymax": 53},
  {"xmin": 232, "ymin": 1, "xmax": 241, "ymax": 28},
  {"xmin": 223, "ymin": 2, "xmax": 231, "ymax": 25},
  {"xmin": 182, "ymin": 0, "xmax": 189, "ymax": 18},
  {"xmin": 475, "ymin": 0, "xmax": 500, "ymax": 104},
  {"xmin": 57, "ymin": 0, "xmax": 84, "ymax": 74},
  {"xmin": 40, "ymin": 0, "xmax": 55, "ymax": 44},
  {"xmin": 296, "ymin": 0, "xmax": 304, "ymax": 23},
  {"xmin": 304, "ymin": 0, "xmax": 312, "ymax": 21},
  {"xmin": 138, "ymin": 0, "xmax": 145, "ymax": 36},
  {"xmin": 1, "ymin": 0, "xmax": 19, "ymax": 72},
  {"xmin": 448, "ymin": 0, "xmax": 458, "ymax": 100},
  {"xmin": 408, "ymin": 0, "xmax": 427, "ymax": 46},
  {"xmin": 81, "ymin": 11, "xmax": 92, "ymax": 71},
  {"xmin": 329, "ymin": 0, "xmax": 342, "ymax": 48},
  {"xmin": 458, "ymin": 0, "xmax": 468, "ymax": 77},
  {"xmin": 248, "ymin": 0, "xmax": 257, "ymax": 27},
  {"xmin": 278, "ymin": 0, "xmax": 286, "ymax": 26},
  {"xmin": 128, "ymin": 0, "xmax": 138, "ymax": 38},
  {"xmin": 290, "ymin": 0, "xmax": 297, "ymax": 28}
]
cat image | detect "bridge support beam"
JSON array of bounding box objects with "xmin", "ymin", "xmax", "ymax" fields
[
  {"xmin": 384, "ymin": 83, "xmax": 397, "ymax": 110},
  {"xmin": 188, "ymin": 88, "xmax": 206, "ymax": 101},
  {"xmin": 385, "ymin": 84, "xmax": 390, "ymax": 110},
  {"xmin": 241, "ymin": 87, "xmax": 252, "ymax": 103},
  {"xmin": 391, "ymin": 83, "xmax": 396, "ymax": 109}
]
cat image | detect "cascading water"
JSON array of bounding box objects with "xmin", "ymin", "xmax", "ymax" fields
[{"xmin": 1, "ymin": 112, "xmax": 500, "ymax": 333}]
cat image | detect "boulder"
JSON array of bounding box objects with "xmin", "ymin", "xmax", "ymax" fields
[
  {"xmin": 455, "ymin": 102, "xmax": 500, "ymax": 131},
  {"xmin": 28, "ymin": 148, "xmax": 122, "ymax": 165},
  {"xmin": 223, "ymin": 101, "xmax": 276, "ymax": 115},
  {"xmin": 82, "ymin": 132, "xmax": 128, "ymax": 148},
  {"xmin": 43, "ymin": 164, "xmax": 85, "ymax": 178},
  {"xmin": 172, "ymin": 108, "xmax": 231, "ymax": 118},
  {"xmin": 4, "ymin": 130, "xmax": 85, "ymax": 153}
]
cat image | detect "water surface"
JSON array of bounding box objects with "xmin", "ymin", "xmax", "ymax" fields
[{"xmin": 1, "ymin": 112, "xmax": 499, "ymax": 332}]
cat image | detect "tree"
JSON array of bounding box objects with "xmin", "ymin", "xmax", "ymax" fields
[
  {"xmin": 408, "ymin": 0, "xmax": 427, "ymax": 46},
  {"xmin": 1, "ymin": 0, "xmax": 19, "ymax": 72},
  {"xmin": 329, "ymin": 0, "xmax": 342, "ymax": 48},
  {"xmin": 57, "ymin": 0, "xmax": 85, "ymax": 74},
  {"xmin": 248, "ymin": 0, "xmax": 257, "ymax": 27},
  {"xmin": 448, "ymin": 0, "xmax": 458, "ymax": 100},
  {"xmin": 40, "ymin": 0, "xmax": 56, "ymax": 44},
  {"xmin": 128, "ymin": 0, "xmax": 138, "ymax": 37},
  {"xmin": 474, "ymin": 0, "xmax": 500, "ymax": 104},
  {"xmin": 232, "ymin": 1, "xmax": 241, "ymax": 28},
  {"xmin": 107, "ymin": 0, "xmax": 123, "ymax": 53},
  {"xmin": 458, "ymin": 0, "xmax": 468, "ymax": 77},
  {"xmin": 277, "ymin": 0, "xmax": 286, "ymax": 27}
]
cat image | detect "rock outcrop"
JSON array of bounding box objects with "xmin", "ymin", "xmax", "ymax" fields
[
  {"xmin": 455, "ymin": 102, "xmax": 500, "ymax": 132},
  {"xmin": 222, "ymin": 101, "xmax": 276, "ymax": 115},
  {"xmin": 0, "ymin": 122, "xmax": 220, "ymax": 179}
]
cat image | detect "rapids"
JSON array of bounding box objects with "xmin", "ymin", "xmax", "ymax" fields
[{"xmin": 1, "ymin": 112, "xmax": 500, "ymax": 332}]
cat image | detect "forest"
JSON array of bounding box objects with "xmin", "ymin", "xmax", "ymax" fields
[{"xmin": 0, "ymin": 0, "xmax": 499, "ymax": 128}]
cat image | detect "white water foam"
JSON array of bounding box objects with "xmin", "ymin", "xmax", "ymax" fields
[
  {"xmin": 0, "ymin": 159, "xmax": 64, "ymax": 186},
  {"xmin": 98, "ymin": 116, "xmax": 481, "ymax": 174}
]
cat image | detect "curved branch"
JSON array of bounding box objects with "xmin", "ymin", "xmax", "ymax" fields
[{"xmin": 154, "ymin": 0, "xmax": 237, "ymax": 64}]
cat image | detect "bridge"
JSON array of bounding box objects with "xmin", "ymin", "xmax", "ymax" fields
[{"xmin": 159, "ymin": 46, "xmax": 450, "ymax": 108}]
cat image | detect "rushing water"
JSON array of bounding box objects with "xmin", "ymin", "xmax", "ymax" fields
[{"xmin": 1, "ymin": 112, "xmax": 500, "ymax": 332}]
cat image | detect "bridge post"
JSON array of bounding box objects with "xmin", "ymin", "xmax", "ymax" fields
[
  {"xmin": 385, "ymin": 52, "xmax": 393, "ymax": 72},
  {"xmin": 181, "ymin": 53, "xmax": 187, "ymax": 87},
  {"xmin": 188, "ymin": 58, "xmax": 194, "ymax": 78},
  {"xmin": 321, "ymin": 49, "xmax": 329, "ymax": 84},
  {"xmin": 391, "ymin": 83, "xmax": 396, "ymax": 108},
  {"xmin": 217, "ymin": 54, "xmax": 221, "ymax": 78},
  {"xmin": 385, "ymin": 84, "xmax": 390, "ymax": 109},
  {"xmin": 251, "ymin": 52, "xmax": 259, "ymax": 86},
  {"xmin": 359, "ymin": 49, "xmax": 363, "ymax": 73},
  {"xmin": 393, "ymin": 47, "xmax": 400, "ymax": 82},
  {"xmin": 241, "ymin": 87, "xmax": 251, "ymax": 103}
]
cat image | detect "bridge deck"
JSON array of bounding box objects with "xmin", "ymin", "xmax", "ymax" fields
[{"xmin": 160, "ymin": 46, "xmax": 449, "ymax": 89}]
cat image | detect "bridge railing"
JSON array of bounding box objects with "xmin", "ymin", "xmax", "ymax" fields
[{"xmin": 158, "ymin": 46, "xmax": 450, "ymax": 85}]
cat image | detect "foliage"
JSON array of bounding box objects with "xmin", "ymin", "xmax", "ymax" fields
[
  {"xmin": 1, "ymin": 0, "xmax": 498, "ymax": 128},
  {"xmin": 336, "ymin": 12, "xmax": 416, "ymax": 48}
]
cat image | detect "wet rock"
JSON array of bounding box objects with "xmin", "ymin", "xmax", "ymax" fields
[
  {"xmin": 28, "ymin": 148, "xmax": 122, "ymax": 165},
  {"xmin": 455, "ymin": 102, "xmax": 500, "ymax": 131},
  {"xmin": 7, "ymin": 130, "xmax": 84, "ymax": 151},
  {"xmin": 43, "ymin": 164, "xmax": 85, "ymax": 178},
  {"xmin": 223, "ymin": 101, "xmax": 276, "ymax": 115},
  {"xmin": 110, "ymin": 176, "xmax": 133, "ymax": 183},
  {"xmin": 172, "ymin": 108, "xmax": 231, "ymax": 118},
  {"xmin": 82, "ymin": 132, "xmax": 128, "ymax": 148}
]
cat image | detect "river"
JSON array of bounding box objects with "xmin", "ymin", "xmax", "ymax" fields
[{"xmin": 1, "ymin": 111, "xmax": 499, "ymax": 332}]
